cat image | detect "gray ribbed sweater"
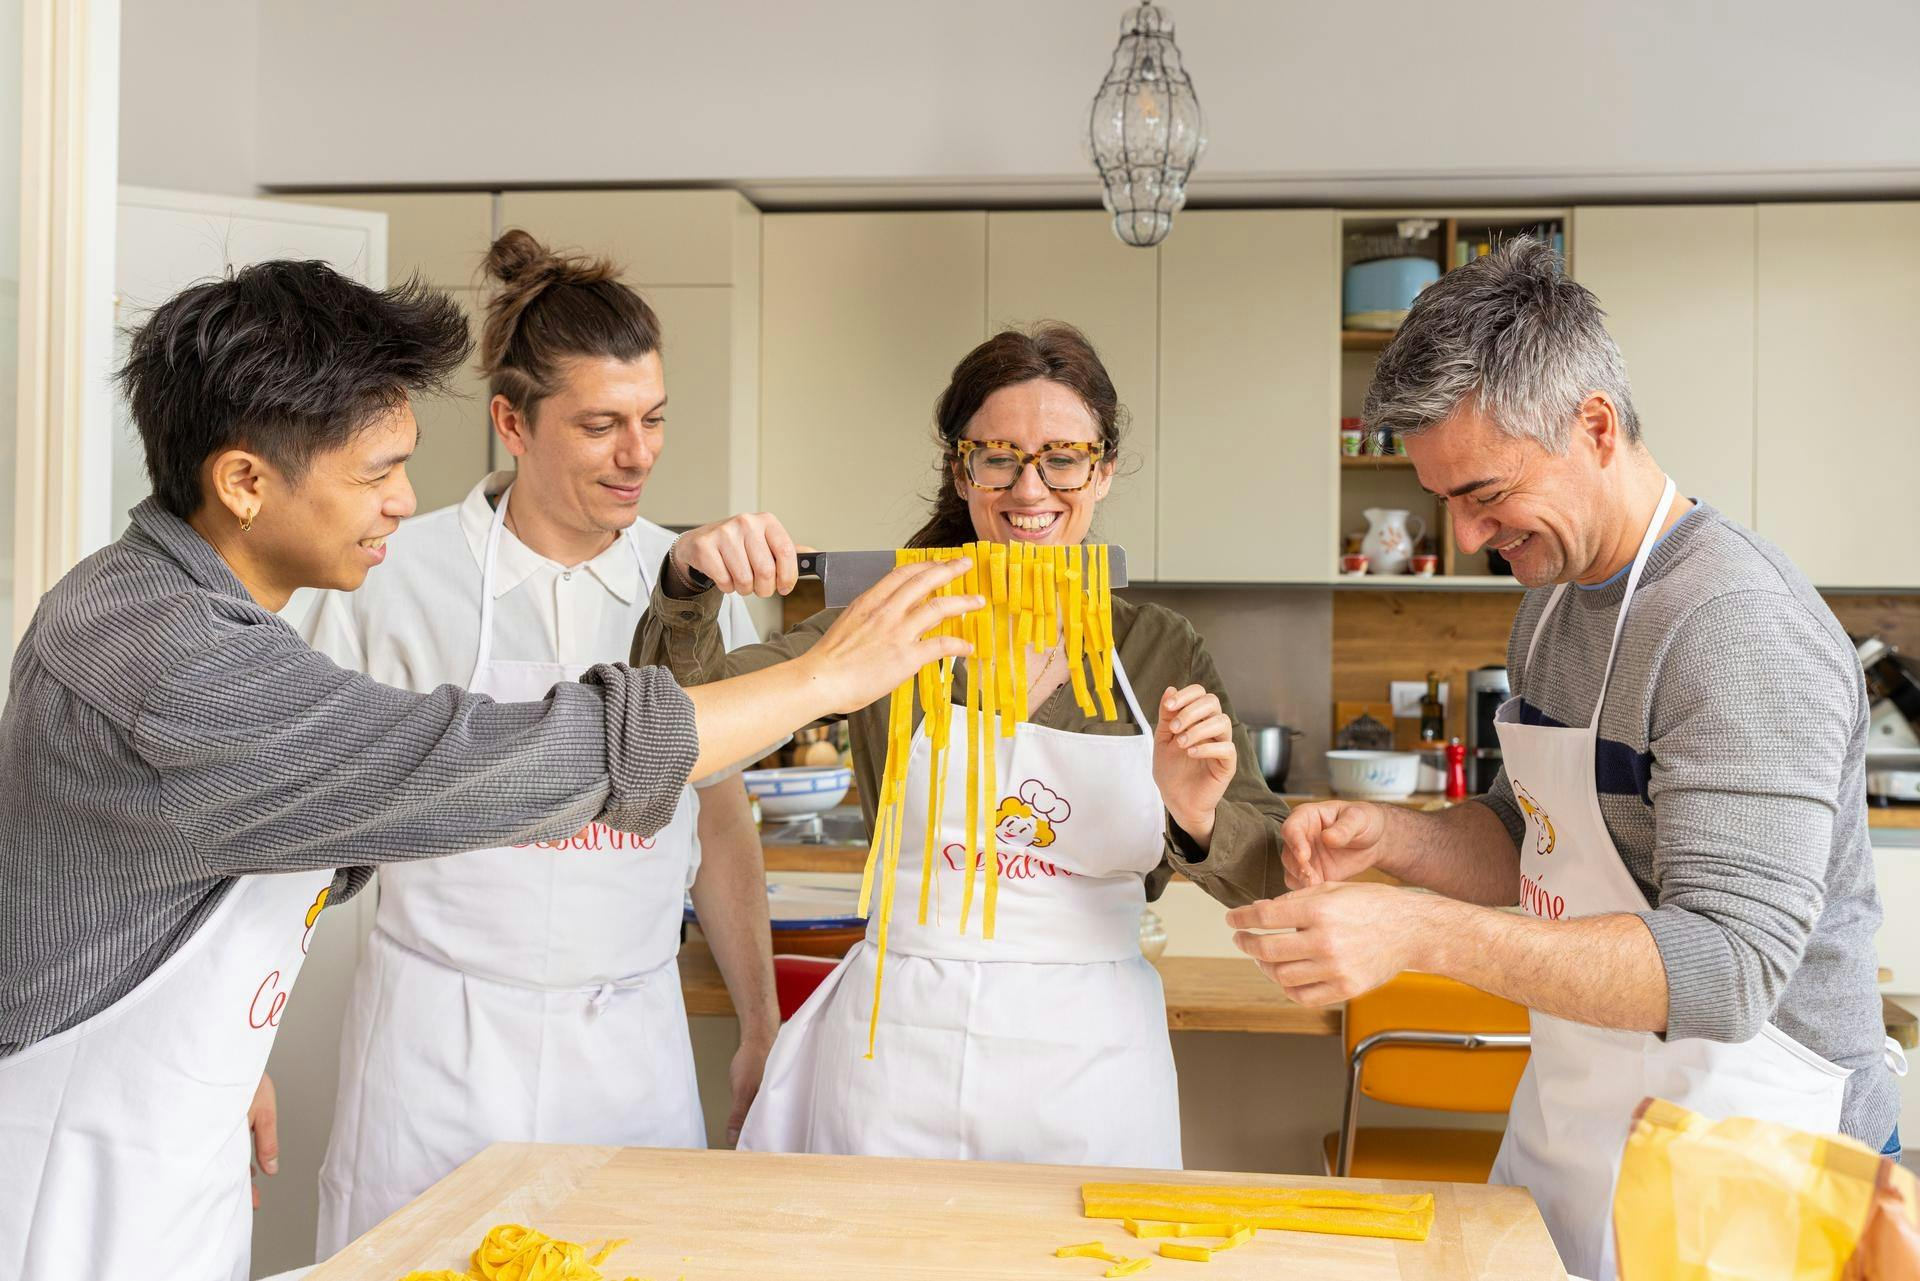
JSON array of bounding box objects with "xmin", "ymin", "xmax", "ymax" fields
[
  {"xmin": 1480, "ymin": 501, "xmax": 1895, "ymax": 1146},
  {"xmin": 0, "ymin": 499, "xmax": 698, "ymax": 1054}
]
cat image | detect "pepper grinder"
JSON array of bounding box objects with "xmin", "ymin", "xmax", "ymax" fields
[{"xmin": 1445, "ymin": 737, "xmax": 1468, "ymax": 802}]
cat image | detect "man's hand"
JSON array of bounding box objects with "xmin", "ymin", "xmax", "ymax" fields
[
  {"xmin": 797, "ymin": 559, "xmax": 979, "ymax": 714},
  {"xmin": 726, "ymin": 1039, "xmax": 772, "ymax": 1147},
  {"xmin": 1280, "ymin": 800, "xmax": 1391, "ymax": 888},
  {"xmin": 248, "ymin": 1072, "xmax": 279, "ymax": 1210},
  {"xmin": 667, "ymin": 513, "xmax": 807, "ymax": 598},
  {"xmin": 1225, "ymin": 881, "xmax": 1446, "ymax": 1006}
]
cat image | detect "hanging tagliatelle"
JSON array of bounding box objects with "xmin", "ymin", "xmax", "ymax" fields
[{"xmin": 856, "ymin": 541, "xmax": 1118, "ymax": 1058}]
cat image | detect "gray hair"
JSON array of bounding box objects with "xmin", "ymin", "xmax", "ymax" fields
[{"xmin": 1362, "ymin": 236, "xmax": 1640, "ymax": 453}]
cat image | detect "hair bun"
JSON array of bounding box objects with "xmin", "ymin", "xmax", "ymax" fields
[
  {"xmin": 484, "ymin": 228, "xmax": 619, "ymax": 292},
  {"xmin": 483, "ymin": 228, "xmax": 561, "ymax": 288}
]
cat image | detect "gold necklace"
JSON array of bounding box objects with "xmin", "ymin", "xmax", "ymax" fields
[{"xmin": 1027, "ymin": 646, "xmax": 1062, "ymax": 699}]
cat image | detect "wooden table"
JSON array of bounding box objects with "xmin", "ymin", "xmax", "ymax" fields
[
  {"xmin": 308, "ymin": 1143, "xmax": 1566, "ymax": 1280},
  {"xmin": 679, "ymin": 940, "xmax": 1341, "ymax": 1036}
]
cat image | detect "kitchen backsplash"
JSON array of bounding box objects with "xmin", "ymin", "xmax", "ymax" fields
[{"xmin": 777, "ymin": 580, "xmax": 1920, "ymax": 797}]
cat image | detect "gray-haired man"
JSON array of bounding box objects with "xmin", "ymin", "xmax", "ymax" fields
[{"xmin": 1227, "ymin": 239, "xmax": 1897, "ymax": 1280}]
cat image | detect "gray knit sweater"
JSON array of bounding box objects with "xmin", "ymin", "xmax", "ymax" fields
[
  {"xmin": 0, "ymin": 499, "xmax": 698, "ymax": 1054},
  {"xmin": 1480, "ymin": 501, "xmax": 1895, "ymax": 1146}
]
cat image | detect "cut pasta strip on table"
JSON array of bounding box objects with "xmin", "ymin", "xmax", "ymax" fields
[
  {"xmin": 1057, "ymin": 1242, "xmax": 1127, "ymax": 1262},
  {"xmin": 1158, "ymin": 1242, "xmax": 1214, "ymax": 1262},
  {"xmin": 857, "ymin": 542, "xmax": 1119, "ymax": 1056},
  {"xmin": 1105, "ymin": 1258, "xmax": 1153, "ymax": 1278},
  {"xmin": 1082, "ymin": 1182, "xmax": 1435, "ymax": 1243}
]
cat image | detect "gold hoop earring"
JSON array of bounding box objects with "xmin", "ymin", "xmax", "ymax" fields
[{"xmin": 239, "ymin": 511, "xmax": 256, "ymax": 533}]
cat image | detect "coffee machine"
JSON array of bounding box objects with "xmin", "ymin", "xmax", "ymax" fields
[
  {"xmin": 1465, "ymin": 667, "xmax": 1510, "ymax": 794},
  {"xmin": 1859, "ymin": 636, "xmax": 1920, "ymax": 805}
]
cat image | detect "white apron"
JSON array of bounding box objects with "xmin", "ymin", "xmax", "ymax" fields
[
  {"xmin": 316, "ymin": 488, "xmax": 704, "ymax": 1256},
  {"xmin": 0, "ymin": 866, "xmax": 335, "ymax": 1281},
  {"xmin": 1488, "ymin": 478, "xmax": 1876, "ymax": 1281},
  {"xmin": 738, "ymin": 651, "xmax": 1182, "ymax": 1168}
]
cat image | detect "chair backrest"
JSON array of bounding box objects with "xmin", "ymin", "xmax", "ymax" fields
[
  {"xmin": 1344, "ymin": 972, "xmax": 1531, "ymax": 1113},
  {"xmin": 773, "ymin": 954, "xmax": 838, "ymax": 1022}
]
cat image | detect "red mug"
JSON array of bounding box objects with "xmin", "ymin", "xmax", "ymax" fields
[
  {"xmin": 1339, "ymin": 553, "xmax": 1370, "ymax": 575},
  {"xmin": 1410, "ymin": 553, "xmax": 1439, "ymax": 576}
]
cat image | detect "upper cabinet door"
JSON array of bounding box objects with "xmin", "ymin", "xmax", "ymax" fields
[
  {"xmin": 760, "ymin": 213, "xmax": 987, "ymax": 552},
  {"xmin": 496, "ymin": 191, "xmax": 754, "ymax": 286},
  {"xmin": 986, "ymin": 212, "xmax": 1160, "ymax": 580},
  {"xmin": 1157, "ymin": 210, "xmax": 1338, "ymax": 583},
  {"xmin": 1757, "ymin": 203, "xmax": 1920, "ymax": 588},
  {"xmin": 291, "ymin": 192, "xmax": 493, "ymax": 288},
  {"xmin": 1572, "ymin": 206, "xmax": 1757, "ymax": 527}
]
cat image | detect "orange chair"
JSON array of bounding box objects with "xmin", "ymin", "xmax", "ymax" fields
[{"xmin": 1325, "ymin": 972, "xmax": 1531, "ymax": 1183}]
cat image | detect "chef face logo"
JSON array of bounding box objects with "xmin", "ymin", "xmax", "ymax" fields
[
  {"xmin": 1513, "ymin": 781, "xmax": 1556, "ymax": 857},
  {"xmin": 992, "ymin": 780, "xmax": 1071, "ymax": 850}
]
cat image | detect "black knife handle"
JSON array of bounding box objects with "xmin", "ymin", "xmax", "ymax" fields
[{"xmin": 796, "ymin": 552, "xmax": 825, "ymax": 578}]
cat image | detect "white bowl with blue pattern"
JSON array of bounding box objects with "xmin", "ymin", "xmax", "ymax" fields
[
  {"xmin": 744, "ymin": 765, "xmax": 853, "ymax": 819},
  {"xmin": 1326, "ymin": 750, "xmax": 1421, "ymax": 801}
]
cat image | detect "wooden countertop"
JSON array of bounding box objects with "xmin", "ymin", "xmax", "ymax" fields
[
  {"xmin": 764, "ymin": 796, "xmax": 1919, "ymax": 872},
  {"xmin": 310, "ymin": 1142, "xmax": 1566, "ymax": 1280},
  {"xmin": 685, "ymin": 940, "xmax": 1918, "ymax": 1048},
  {"xmin": 680, "ymin": 939, "xmax": 1340, "ymax": 1036}
]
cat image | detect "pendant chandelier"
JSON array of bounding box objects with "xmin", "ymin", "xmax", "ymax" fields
[{"xmin": 1086, "ymin": 3, "xmax": 1206, "ymax": 248}]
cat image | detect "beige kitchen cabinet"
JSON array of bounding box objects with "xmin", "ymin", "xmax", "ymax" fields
[
  {"xmin": 1572, "ymin": 205, "xmax": 1758, "ymax": 526},
  {"xmin": 285, "ymin": 193, "xmax": 496, "ymax": 514},
  {"xmin": 1157, "ymin": 210, "xmax": 1339, "ymax": 582},
  {"xmin": 1756, "ymin": 203, "xmax": 1920, "ymax": 588},
  {"xmin": 497, "ymin": 191, "xmax": 762, "ymax": 529},
  {"xmin": 760, "ymin": 212, "xmax": 988, "ymax": 551},
  {"xmin": 986, "ymin": 212, "xmax": 1159, "ymax": 580}
]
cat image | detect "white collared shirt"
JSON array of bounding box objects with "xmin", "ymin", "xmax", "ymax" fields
[{"xmin": 300, "ymin": 471, "xmax": 760, "ymax": 787}]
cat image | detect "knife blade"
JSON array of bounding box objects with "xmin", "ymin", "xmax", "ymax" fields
[{"xmin": 797, "ymin": 547, "xmax": 1130, "ymax": 607}]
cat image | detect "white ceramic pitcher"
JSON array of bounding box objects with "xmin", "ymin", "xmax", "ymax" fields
[{"xmin": 1361, "ymin": 508, "xmax": 1425, "ymax": 575}]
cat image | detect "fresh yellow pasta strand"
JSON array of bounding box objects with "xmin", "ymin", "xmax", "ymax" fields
[
  {"xmin": 865, "ymin": 671, "xmax": 916, "ymax": 1059},
  {"xmin": 990, "ymin": 542, "xmax": 1013, "ymax": 733},
  {"xmin": 1064, "ymin": 544, "xmax": 1095, "ymax": 715},
  {"xmin": 1010, "ymin": 546, "xmax": 1030, "ymax": 716},
  {"xmin": 957, "ymin": 545, "xmax": 984, "ymax": 934},
  {"xmin": 1092, "ymin": 543, "xmax": 1119, "ymax": 721}
]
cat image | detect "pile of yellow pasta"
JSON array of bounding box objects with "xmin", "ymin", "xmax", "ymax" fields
[
  {"xmin": 398, "ymin": 1222, "xmax": 641, "ymax": 1281},
  {"xmin": 856, "ymin": 541, "xmax": 1119, "ymax": 1058}
]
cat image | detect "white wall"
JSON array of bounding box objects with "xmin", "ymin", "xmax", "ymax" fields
[
  {"xmin": 234, "ymin": 0, "xmax": 1920, "ymax": 200},
  {"xmin": 119, "ymin": 0, "xmax": 256, "ymax": 196}
]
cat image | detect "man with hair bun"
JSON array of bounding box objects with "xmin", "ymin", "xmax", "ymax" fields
[
  {"xmin": 304, "ymin": 230, "xmax": 781, "ymax": 1256},
  {"xmin": 1232, "ymin": 238, "xmax": 1900, "ymax": 1281}
]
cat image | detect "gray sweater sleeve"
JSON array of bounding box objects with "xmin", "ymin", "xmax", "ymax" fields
[
  {"xmin": 1638, "ymin": 591, "xmax": 1854, "ymax": 1043},
  {"xmin": 132, "ymin": 620, "xmax": 698, "ymax": 876}
]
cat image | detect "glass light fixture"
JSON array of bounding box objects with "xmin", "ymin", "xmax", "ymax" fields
[{"xmin": 1086, "ymin": 3, "xmax": 1206, "ymax": 248}]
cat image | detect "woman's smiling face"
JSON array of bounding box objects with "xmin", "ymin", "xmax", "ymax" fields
[{"xmin": 957, "ymin": 378, "xmax": 1114, "ymax": 547}]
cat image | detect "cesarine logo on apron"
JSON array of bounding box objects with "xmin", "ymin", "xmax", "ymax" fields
[
  {"xmin": 942, "ymin": 778, "xmax": 1077, "ymax": 880},
  {"xmin": 1514, "ymin": 780, "xmax": 1564, "ymax": 920},
  {"xmin": 513, "ymin": 824, "xmax": 657, "ymax": 853},
  {"xmin": 249, "ymin": 885, "xmax": 331, "ymax": 1031}
]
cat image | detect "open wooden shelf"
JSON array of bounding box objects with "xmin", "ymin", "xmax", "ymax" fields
[
  {"xmin": 1340, "ymin": 454, "xmax": 1416, "ymax": 469},
  {"xmin": 1341, "ymin": 328, "xmax": 1397, "ymax": 350}
]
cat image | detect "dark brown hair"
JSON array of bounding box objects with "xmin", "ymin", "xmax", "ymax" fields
[
  {"xmin": 906, "ymin": 322, "xmax": 1126, "ymax": 548},
  {"xmin": 478, "ymin": 228, "xmax": 663, "ymax": 425}
]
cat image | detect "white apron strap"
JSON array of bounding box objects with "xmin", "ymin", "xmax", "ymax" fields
[
  {"xmin": 468, "ymin": 484, "xmax": 653, "ymax": 686},
  {"xmin": 1518, "ymin": 477, "xmax": 1679, "ymax": 732},
  {"xmin": 468, "ymin": 482, "xmax": 514, "ymax": 684}
]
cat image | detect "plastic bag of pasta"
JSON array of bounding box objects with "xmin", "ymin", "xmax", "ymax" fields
[{"xmin": 1613, "ymin": 1097, "xmax": 1920, "ymax": 1280}]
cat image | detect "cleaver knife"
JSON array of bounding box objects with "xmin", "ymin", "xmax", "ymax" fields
[{"xmin": 796, "ymin": 547, "xmax": 1129, "ymax": 607}]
